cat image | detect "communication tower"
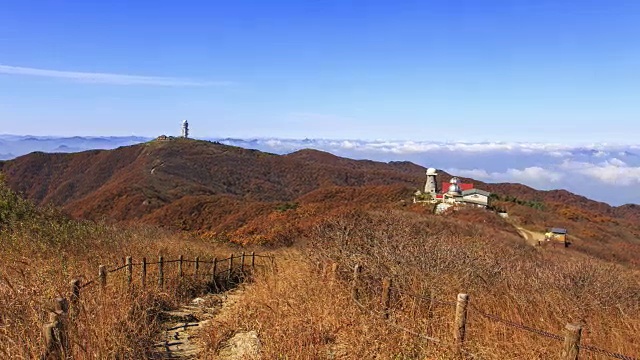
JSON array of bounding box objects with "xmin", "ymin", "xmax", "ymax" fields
[{"xmin": 181, "ymin": 120, "xmax": 189, "ymax": 138}]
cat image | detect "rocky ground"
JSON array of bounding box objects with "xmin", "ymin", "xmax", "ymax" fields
[{"xmin": 150, "ymin": 287, "xmax": 261, "ymax": 359}]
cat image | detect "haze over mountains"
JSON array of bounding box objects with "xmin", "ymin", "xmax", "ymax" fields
[
  {"xmin": 2, "ymin": 134, "xmax": 639, "ymax": 206},
  {"xmin": 2, "ymin": 137, "xmax": 639, "ymax": 267}
]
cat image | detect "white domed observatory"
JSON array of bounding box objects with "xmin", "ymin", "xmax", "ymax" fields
[
  {"xmin": 181, "ymin": 120, "xmax": 189, "ymax": 138},
  {"xmin": 414, "ymin": 169, "xmax": 492, "ymax": 210},
  {"xmin": 424, "ymin": 168, "xmax": 438, "ymax": 197},
  {"xmin": 447, "ymin": 177, "xmax": 462, "ymax": 196}
]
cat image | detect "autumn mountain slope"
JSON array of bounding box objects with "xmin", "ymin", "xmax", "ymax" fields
[
  {"xmin": 1, "ymin": 137, "xmax": 639, "ymax": 264},
  {"xmin": 0, "ymin": 138, "xmax": 423, "ymax": 224}
]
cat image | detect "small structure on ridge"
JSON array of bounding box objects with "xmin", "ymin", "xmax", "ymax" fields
[
  {"xmin": 181, "ymin": 120, "xmax": 189, "ymax": 138},
  {"xmin": 413, "ymin": 168, "xmax": 492, "ymax": 213},
  {"xmin": 544, "ymin": 228, "xmax": 568, "ymax": 247}
]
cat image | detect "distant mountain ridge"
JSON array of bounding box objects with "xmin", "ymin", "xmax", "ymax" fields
[
  {"xmin": 1, "ymin": 137, "xmax": 638, "ymax": 221},
  {"xmin": 2, "ymin": 138, "xmax": 639, "ymax": 265},
  {"xmin": 0, "ymin": 135, "xmax": 150, "ymax": 159},
  {"xmin": 0, "ymin": 139, "xmax": 424, "ymax": 221},
  {"xmin": 3, "ymin": 134, "xmax": 640, "ymax": 206}
]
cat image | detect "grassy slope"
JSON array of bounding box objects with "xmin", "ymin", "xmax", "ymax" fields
[
  {"xmin": 207, "ymin": 209, "xmax": 639, "ymax": 359},
  {"xmin": 0, "ymin": 179, "xmax": 241, "ymax": 358},
  {"xmin": 2, "ymin": 141, "xmax": 640, "ymax": 358}
]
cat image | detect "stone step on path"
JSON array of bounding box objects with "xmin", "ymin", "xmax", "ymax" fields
[
  {"xmin": 151, "ymin": 295, "xmax": 221, "ymax": 359},
  {"xmin": 150, "ymin": 287, "xmax": 262, "ymax": 359}
]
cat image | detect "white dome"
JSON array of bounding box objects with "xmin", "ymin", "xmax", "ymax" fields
[
  {"xmin": 450, "ymin": 177, "xmax": 459, "ymax": 184},
  {"xmin": 426, "ymin": 168, "xmax": 438, "ymax": 175},
  {"xmin": 448, "ymin": 183, "xmax": 461, "ymax": 195},
  {"xmin": 182, "ymin": 119, "xmax": 188, "ymax": 124}
]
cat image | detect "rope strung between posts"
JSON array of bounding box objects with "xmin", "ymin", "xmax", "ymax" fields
[
  {"xmin": 578, "ymin": 343, "xmax": 638, "ymax": 360},
  {"xmin": 351, "ymin": 292, "xmax": 478, "ymax": 358},
  {"xmin": 338, "ymin": 258, "xmax": 639, "ymax": 360},
  {"xmin": 108, "ymin": 264, "xmax": 129, "ymax": 273},
  {"xmin": 71, "ymin": 253, "xmax": 264, "ymax": 291},
  {"xmin": 163, "ymin": 259, "xmax": 182, "ymax": 264},
  {"xmin": 79, "ymin": 277, "xmax": 98, "ymax": 290},
  {"xmin": 468, "ymin": 303, "xmax": 564, "ymax": 342},
  {"xmin": 253, "ymin": 254, "xmax": 275, "ymax": 259},
  {"xmin": 399, "ymin": 288, "xmax": 636, "ymax": 359}
]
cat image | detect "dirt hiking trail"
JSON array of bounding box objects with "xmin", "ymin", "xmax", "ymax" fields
[
  {"xmin": 150, "ymin": 286, "xmax": 260, "ymax": 359},
  {"xmin": 514, "ymin": 225, "xmax": 546, "ymax": 246}
]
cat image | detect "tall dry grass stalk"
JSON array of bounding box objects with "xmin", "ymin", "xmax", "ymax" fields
[
  {"xmin": 202, "ymin": 250, "xmax": 458, "ymax": 359},
  {"xmin": 202, "ymin": 210, "xmax": 639, "ymax": 359},
  {"xmin": 0, "ymin": 220, "xmax": 242, "ymax": 359}
]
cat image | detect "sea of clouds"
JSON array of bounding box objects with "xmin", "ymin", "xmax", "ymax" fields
[{"xmin": 2, "ymin": 135, "xmax": 638, "ymax": 206}]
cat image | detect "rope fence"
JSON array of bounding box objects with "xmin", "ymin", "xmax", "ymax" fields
[
  {"xmin": 40, "ymin": 251, "xmax": 270, "ymax": 360},
  {"xmin": 39, "ymin": 252, "xmax": 635, "ymax": 360},
  {"xmin": 332, "ymin": 260, "xmax": 638, "ymax": 360}
]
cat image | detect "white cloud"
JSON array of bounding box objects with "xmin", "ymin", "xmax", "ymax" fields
[
  {"xmin": 609, "ymin": 158, "xmax": 627, "ymax": 167},
  {"xmin": 0, "ymin": 64, "xmax": 229, "ymax": 87},
  {"xmin": 560, "ymin": 159, "xmax": 640, "ymax": 186},
  {"xmin": 447, "ymin": 167, "xmax": 564, "ymax": 184},
  {"xmin": 447, "ymin": 168, "xmax": 492, "ymax": 179},
  {"xmin": 504, "ymin": 167, "xmax": 564, "ymax": 183},
  {"xmin": 214, "ymin": 137, "xmax": 640, "ymax": 159}
]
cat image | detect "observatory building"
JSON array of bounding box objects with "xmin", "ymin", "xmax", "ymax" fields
[
  {"xmin": 414, "ymin": 169, "xmax": 492, "ymax": 212},
  {"xmin": 424, "ymin": 168, "xmax": 438, "ymax": 197},
  {"xmin": 181, "ymin": 120, "xmax": 189, "ymax": 138}
]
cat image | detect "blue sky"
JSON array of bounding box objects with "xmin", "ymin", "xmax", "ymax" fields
[{"xmin": 1, "ymin": 1, "xmax": 640, "ymax": 143}]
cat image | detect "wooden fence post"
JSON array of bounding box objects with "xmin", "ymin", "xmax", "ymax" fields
[
  {"xmin": 158, "ymin": 256, "xmax": 164, "ymax": 288},
  {"xmin": 228, "ymin": 253, "xmax": 234, "ymax": 282},
  {"xmin": 55, "ymin": 297, "xmax": 70, "ymax": 357},
  {"xmin": 43, "ymin": 297, "xmax": 70, "ymax": 359},
  {"xmin": 211, "ymin": 257, "xmax": 218, "ymax": 291},
  {"xmin": 126, "ymin": 256, "xmax": 133, "ymax": 287},
  {"xmin": 99, "ymin": 265, "xmax": 107, "ymax": 290},
  {"xmin": 178, "ymin": 255, "xmax": 184, "ymax": 278},
  {"xmin": 195, "ymin": 256, "xmax": 199, "ymax": 279},
  {"xmin": 427, "ymin": 288, "xmax": 436, "ymax": 321},
  {"xmin": 70, "ymin": 279, "xmax": 80, "ymax": 320},
  {"xmin": 42, "ymin": 321, "xmax": 57, "ymax": 359},
  {"xmin": 351, "ymin": 264, "xmax": 361, "ymax": 300},
  {"xmin": 381, "ymin": 277, "xmax": 392, "ymax": 319},
  {"xmin": 562, "ymin": 323, "xmax": 582, "ymax": 360},
  {"xmin": 241, "ymin": 252, "xmax": 246, "ymax": 273},
  {"xmin": 453, "ymin": 293, "xmax": 469, "ymax": 356},
  {"xmin": 141, "ymin": 257, "xmax": 147, "ymax": 287},
  {"xmin": 330, "ymin": 263, "xmax": 338, "ymax": 285},
  {"xmin": 251, "ymin": 252, "xmax": 255, "ymax": 268},
  {"xmin": 211, "ymin": 257, "xmax": 218, "ymax": 282}
]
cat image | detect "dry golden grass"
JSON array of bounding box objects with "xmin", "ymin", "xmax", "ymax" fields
[
  {"xmin": 202, "ymin": 210, "xmax": 639, "ymax": 359},
  {"xmin": 2, "ymin": 178, "xmax": 639, "ymax": 359},
  {"xmin": 203, "ymin": 250, "xmax": 459, "ymax": 359},
  {"xmin": 0, "ymin": 220, "xmax": 242, "ymax": 359}
]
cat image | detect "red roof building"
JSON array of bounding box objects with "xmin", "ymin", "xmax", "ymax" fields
[{"xmin": 441, "ymin": 182, "xmax": 474, "ymax": 193}]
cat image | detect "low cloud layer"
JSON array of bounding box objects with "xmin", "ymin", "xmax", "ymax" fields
[
  {"xmin": 214, "ymin": 138, "xmax": 640, "ymax": 205},
  {"xmin": 450, "ymin": 167, "xmax": 565, "ymax": 186}
]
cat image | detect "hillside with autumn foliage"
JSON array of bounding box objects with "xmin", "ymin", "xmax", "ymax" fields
[
  {"xmin": 2, "ymin": 138, "xmax": 640, "ymax": 359},
  {"xmin": 1, "ymin": 137, "xmax": 640, "ymax": 265}
]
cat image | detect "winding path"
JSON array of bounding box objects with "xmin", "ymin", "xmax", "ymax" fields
[{"xmin": 514, "ymin": 226, "xmax": 546, "ymax": 246}]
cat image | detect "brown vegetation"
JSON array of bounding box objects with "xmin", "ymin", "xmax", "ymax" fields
[
  {"xmin": 0, "ymin": 180, "xmax": 242, "ymax": 358},
  {"xmin": 207, "ymin": 210, "xmax": 639, "ymax": 359},
  {"xmin": 3, "ymin": 139, "xmax": 639, "ymax": 266},
  {"xmin": 2, "ymin": 141, "xmax": 640, "ymax": 358}
]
